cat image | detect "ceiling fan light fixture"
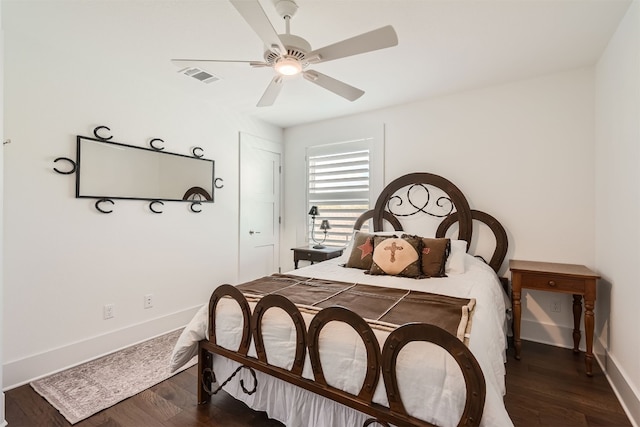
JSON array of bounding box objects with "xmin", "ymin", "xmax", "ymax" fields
[{"xmin": 275, "ymin": 57, "xmax": 302, "ymax": 76}]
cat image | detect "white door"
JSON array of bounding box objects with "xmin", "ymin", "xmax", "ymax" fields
[{"xmin": 239, "ymin": 133, "xmax": 281, "ymax": 283}]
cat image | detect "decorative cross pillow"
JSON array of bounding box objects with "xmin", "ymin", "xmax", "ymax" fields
[{"xmin": 369, "ymin": 234, "xmax": 422, "ymax": 278}]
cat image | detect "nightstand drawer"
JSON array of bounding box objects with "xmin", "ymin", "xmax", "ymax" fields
[
  {"xmin": 520, "ymin": 273, "xmax": 586, "ymax": 293},
  {"xmin": 303, "ymin": 252, "xmax": 324, "ymax": 262}
]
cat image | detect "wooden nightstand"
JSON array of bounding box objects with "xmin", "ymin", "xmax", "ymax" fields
[
  {"xmin": 292, "ymin": 246, "xmax": 344, "ymax": 269},
  {"xmin": 510, "ymin": 259, "xmax": 600, "ymax": 376}
]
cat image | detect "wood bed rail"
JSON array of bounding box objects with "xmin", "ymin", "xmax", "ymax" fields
[{"xmin": 199, "ymin": 285, "xmax": 486, "ymax": 427}]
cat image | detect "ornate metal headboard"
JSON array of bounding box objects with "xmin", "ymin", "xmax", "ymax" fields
[
  {"xmin": 437, "ymin": 209, "xmax": 508, "ymax": 273},
  {"xmin": 356, "ymin": 172, "xmax": 508, "ymax": 274}
]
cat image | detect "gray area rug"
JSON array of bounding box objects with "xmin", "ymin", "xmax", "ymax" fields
[{"xmin": 31, "ymin": 329, "xmax": 196, "ymax": 424}]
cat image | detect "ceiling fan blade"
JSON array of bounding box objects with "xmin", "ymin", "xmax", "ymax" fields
[
  {"xmin": 230, "ymin": 0, "xmax": 287, "ymax": 56},
  {"xmin": 257, "ymin": 76, "xmax": 284, "ymax": 107},
  {"xmin": 306, "ymin": 25, "xmax": 398, "ymax": 64},
  {"xmin": 171, "ymin": 59, "xmax": 270, "ymax": 68},
  {"xmin": 303, "ymin": 70, "xmax": 364, "ymax": 102},
  {"xmin": 172, "ymin": 59, "xmax": 257, "ymax": 64}
]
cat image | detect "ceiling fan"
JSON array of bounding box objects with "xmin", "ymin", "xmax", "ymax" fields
[{"xmin": 172, "ymin": 0, "xmax": 398, "ymax": 107}]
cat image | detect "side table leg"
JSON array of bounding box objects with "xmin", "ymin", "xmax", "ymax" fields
[
  {"xmin": 584, "ymin": 297, "xmax": 595, "ymax": 376},
  {"xmin": 513, "ymin": 289, "xmax": 522, "ymax": 360},
  {"xmin": 572, "ymin": 294, "xmax": 582, "ymax": 353}
]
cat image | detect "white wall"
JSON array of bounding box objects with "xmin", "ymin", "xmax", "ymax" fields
[
  {"xmin": 2, "ymin": 7, "xmax": 282, "ymax": 388},
  {"xmin": 284, "ymin": 67, "xmax": 596, "ymax": 347},
  {"xmin": 595, "ymin": 0, "xmax": 640, "ymax": 424},
  {"xmin": 1, "ymin": 0, "xmax": 6, "ymax": 421}
]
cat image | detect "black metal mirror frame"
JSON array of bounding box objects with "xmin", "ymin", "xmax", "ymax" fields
[
  {"xmin": 75, "ymin": 135, "xmax": 216, "ymax": 203},
  {"xmin": 54, "ymin": 126, "xmax": 225, "ymax": 214}
]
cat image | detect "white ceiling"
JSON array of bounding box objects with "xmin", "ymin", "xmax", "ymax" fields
[{"xmin": 4, "ymin": 0, "xmax": 632, "ymax": 128}]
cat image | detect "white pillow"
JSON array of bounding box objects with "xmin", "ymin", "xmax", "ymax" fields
[
  {"xmin": 169, "ymin": 303, "xmax": 208, "ymax": 372},
  {"xmin": 446, "ymin": 240, "xmax": 467, "ymax": 275}
]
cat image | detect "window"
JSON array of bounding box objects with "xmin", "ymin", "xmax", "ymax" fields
[{"xmin": 307, "ymin": 139, "xmax": 374, "ymax": 247}]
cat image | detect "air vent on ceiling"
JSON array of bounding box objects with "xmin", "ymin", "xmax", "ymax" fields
[{"xmin": 179, "ymin": 67, "xmax": 220, "ymax": 84}]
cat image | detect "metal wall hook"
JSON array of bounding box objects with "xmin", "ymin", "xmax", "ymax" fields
[
  {"xmin": 95, "ymin": 198, "xmax": 115, "ymax": 214},
  {"xmin": 192, "ymin": 147, "xmax": 204, "ymax": 158},
  {"xmin": 190, "ymin": 202, "xmax": 202, "ymax": 213},
  {"xmin": 149, "ymin": 138, "xmax": 165, "ymax": 151},
  {"xmin": 53, "ymin": 157, "xmax": 77, "ymax": 174},
  {"xmin": 3, "ymin": 139, "xmax": 11, "ymax": 145},
  {"xmin": 149, "ymin": 200, "xmax": 164, "ymax": 213},
  {"xmin": 93, "ymin": 126, "xmax": 113, "ymax": 141}
]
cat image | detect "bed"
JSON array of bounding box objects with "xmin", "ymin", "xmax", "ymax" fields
[{"xmin": 171, "ymin": 172, "xmax": 513, "ymax": 427}]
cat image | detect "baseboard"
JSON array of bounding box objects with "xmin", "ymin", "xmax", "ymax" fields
[
  {"xmin": 1, "ymin": 391, "xmax": 5, "ymax": 427},
  {"xmin": 519, "ymin": 318, "xmax": 586, "ymax": 351},
  {"xmin": 593, "ymin": 339, "xmax": 640, "ymax": 427},
  {"xmin": 3, "ymin": 305, "xmax": 202, "ymax": 390}
]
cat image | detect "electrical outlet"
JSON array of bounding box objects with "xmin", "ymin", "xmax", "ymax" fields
[
  {"xmin": 551, "ymin": 300, "xmax": 561, "ymax": 313},
  {"xmin": 104, "ymin": 304, "xmax": 114, "ymax": 319},
  {"xmin": 144, "ymin": 294, "xmax": 153, "ymax": 309}
]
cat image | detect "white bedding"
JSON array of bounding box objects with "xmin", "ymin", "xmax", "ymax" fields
[{"xmin": 172, "ymin": 253, "xmax": 513, "ymax": 427}]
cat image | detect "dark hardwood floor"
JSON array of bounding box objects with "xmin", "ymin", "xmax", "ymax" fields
[{"xmin": 5, "ymin": 340, "xmax": 632, "ymax": 426}]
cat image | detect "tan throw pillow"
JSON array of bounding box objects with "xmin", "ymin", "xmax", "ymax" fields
[
  {"xmin": 421, "ymin": 237, "xmax": 451, "ymax": 277},
  {"xmin": 369, "ymin": 235, "xmax": 422, "ymax": 278},
  {"xmin": 345, "ymin": 231, "xmax": 376, "ymax": 270}
]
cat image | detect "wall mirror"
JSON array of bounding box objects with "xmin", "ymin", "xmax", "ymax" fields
[{"xmin": 76, "ymin": 136, "xmax": 215, "ymax": 202}]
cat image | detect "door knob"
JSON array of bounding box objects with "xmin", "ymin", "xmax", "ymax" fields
[{"xmin": 249, "ymin": 230, "xmax": 261, "ymax": 235}]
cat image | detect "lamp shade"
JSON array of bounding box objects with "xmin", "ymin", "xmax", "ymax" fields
[
  {"xmin": 320, "ymin": 219, "xmax": 331, "ymax": 230},
  {"xmin": 308, "ymin": 206, "xmax": 319, "ymax": 216}
]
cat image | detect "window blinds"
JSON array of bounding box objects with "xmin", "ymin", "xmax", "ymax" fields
[{"xmin": 307, "ymin": 141, "xmax": 372, "ymax": 247}]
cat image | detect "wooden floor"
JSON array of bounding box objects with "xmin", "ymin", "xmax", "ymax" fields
[{"xmin": 5, "ymin": 340, "xmax": 632, "ymax": 427}]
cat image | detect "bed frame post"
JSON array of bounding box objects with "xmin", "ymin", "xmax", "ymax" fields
[{"xmin": 198, "ymin": 342, "xmax": 213, "ymax": 405}]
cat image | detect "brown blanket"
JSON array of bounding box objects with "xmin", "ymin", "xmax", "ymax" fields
[{"xmin": 236, "ymin": 274, "xmax": 475, "ymax": 343}]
